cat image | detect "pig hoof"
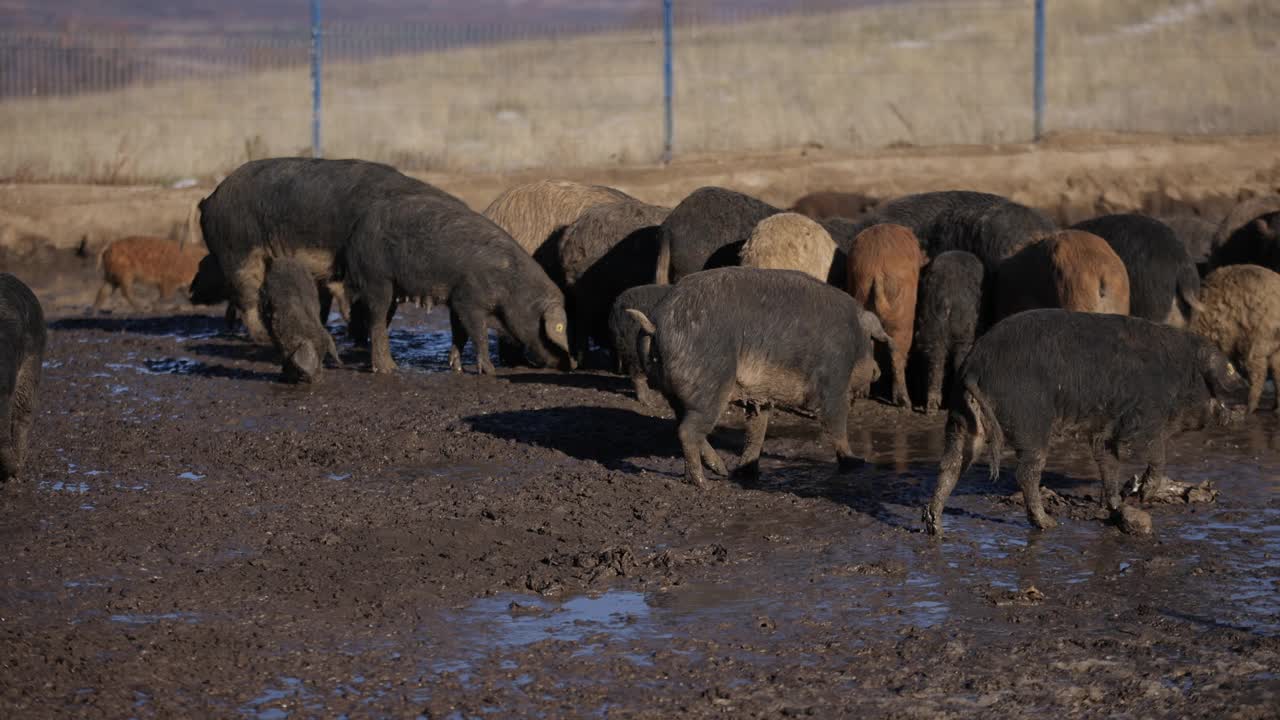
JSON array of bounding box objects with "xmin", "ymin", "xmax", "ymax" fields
[
  {"xmin": 1031, "ymin": 514, "xmax": 1058, "ymax": 531},
  {"xmin": 1114, "ymin": 506, "xmax": 1153, "ymax": 535},
  {"xmin": 477, "ymin": 362, "xmax": 496, "ymax": 376}
]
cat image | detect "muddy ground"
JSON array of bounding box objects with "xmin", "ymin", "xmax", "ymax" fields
[{"xmin": 1, "ymin": 287, "xmax": 1278, "ymax": 718}]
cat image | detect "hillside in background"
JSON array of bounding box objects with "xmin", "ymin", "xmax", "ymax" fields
[{"xmin": 1, "ymin": 0, "xmax": 878, "ymax": 32}]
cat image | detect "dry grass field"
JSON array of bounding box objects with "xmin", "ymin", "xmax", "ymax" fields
[{"xmin": 0, "ymin": 0, "xmax": 1277, "ymax": 182}]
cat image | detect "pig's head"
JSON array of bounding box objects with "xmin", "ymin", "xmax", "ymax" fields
[
  {"xmin": 1192, "ymin": 340, "xmax": 1246, "ymax": 426},
  {"xmin": 189, "ymin": 254, "xmax": 230, "ymax": 305},
  {"xmin": 281, "ymin": 341, "xmax": 322, "ymax": 384},
  {"xmin": 502, "ymin": 295, "xmax": 572, "ymax": 370}
]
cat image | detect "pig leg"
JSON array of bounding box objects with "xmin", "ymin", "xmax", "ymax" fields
[
  {"xmin": 817, "ymin": 386, "xmax": 860, "ymax": 472},
  {"xmin": 92, "ymin": 282, "xmax": 114, "ymax": 311},
  {"xmin": 447, "ymin": 310, "xmax": 469, "ymax": 374},
  {"xmin": 632, "ymin": 373, "xmax": 663, "ymax": 408},
  {"xmin": 1137, "ymin": 433, "xmax": 1169, "ymax": 504},
  {"xmin": 924, "ymin": 416, "xmax": 984, "ymax": 537},
  {"xmin": 1015, "ymin": 447, "xmax": 1056, "ymax": 530},
  {"xmin": 1245, "ymin": 349, "xmax": 1268, "ymax": 414},
  {"xmin": 1269, "ymin": 351, "xmax": 1280, "ymax": 412},
  {"xmin": 677, "ymin": 410, "xmax": 714, "ymax": 486},
  {"xmin": 735, "ymin": 403, "xmax": 771, "ymax": 478},
  {"xmin": 119, "ymin": 279, "xmax": 146, "ymax": 312},
  {"xmin": 891, "ymin": 344, "xmax": 910, "ymax": 408},
  {"xmin": 924, "ymin": 348, "xmax": 947, "ymax": 414},
  {"xmin": 571, "ymin": 295, "xmax": 591, "ymax": 369},
  {"xmin": 1092, "ymin": 436, "xmax": 1125, "ymax": 515},
  {"xmin": 365, "ymin": 285, "xmax": 397, "ymax": 373},
  {"xmin": 4, "ymin": 354, "xmax": 40, "ymax": 479},
  {"xmin": 453, "ymin": 305, "xmax": 494, "ymax": 376}
]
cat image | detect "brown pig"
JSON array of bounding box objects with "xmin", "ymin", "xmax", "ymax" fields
[
  {"xmin": 93, "ymin": 235, "xmax": 206, "ymax": 311},
  {"xmin": 846, "ymin": 223, "xmax": 926, "ymax": 407},
  {"xmin": 995, "ymin": 229, "xmax": 1131, "ymax": 321}
]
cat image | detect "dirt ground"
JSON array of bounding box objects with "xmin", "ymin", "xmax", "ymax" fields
[{"xmin": 1, "ymin": 138, "xmax": 1279, "ymax": 717}]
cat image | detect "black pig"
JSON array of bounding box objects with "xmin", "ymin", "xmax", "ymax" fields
[
  {"xmin": 198, "ymin": 157, "xmax": 464, "ymax": 344},
  {"xmin": 914, "ymin": 250, "xmax": 985, "ymax": 413},
  {"xmin": 343, "ymin": 196, "xmax": 571, "ymax": 374},
  {"xmin": 261, "ymin": 257, "xmax": 342, "ymax": 383},
  {"xmin": 628, "ymin": 267, "xmax": 872, "ymax": 484},
  {"xmin": 1071, "ymin": 214, "xmax": 1202, "ymax": 326},
  {"xmin": 0, "ymin": 273, "xmax": 46, "ymax": 482},
  {"xmin": 608, "ymin": 283, "xmax": 672, "ymax": 407},
  {"xmin": 923, "ymin": 309, "xmax": 1242, "ymax": 536}
]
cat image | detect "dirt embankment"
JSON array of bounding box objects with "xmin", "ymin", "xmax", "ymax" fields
[{"xmin": 4, "ymin": 133, "xmax": 1280, "ymax": 281}]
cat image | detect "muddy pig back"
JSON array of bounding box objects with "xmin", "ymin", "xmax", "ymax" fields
[{"xmin": 650, "ymin": 267, "xmax": 870, "ymax": 408}]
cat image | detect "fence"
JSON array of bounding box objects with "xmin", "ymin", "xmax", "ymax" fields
[{"xmin": 0, "ymin": 0, "xmax": 1276, "ymax": 183}]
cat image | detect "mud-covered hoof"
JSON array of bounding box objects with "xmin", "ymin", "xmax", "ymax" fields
[
  {"xmin": 1115, "ymin": 506, "xmax": 1153, "ymax": 535},
  {"xmin": 1030, "ymin": 514, "xmax": 1058, "ymax": 531},
  {"xmin": 922, "ymin": 509, "xmax": 943, "ymax": 537},
  {"xmin": 836, "ymin": 456, "xmax": 865, "ymax": 474}
]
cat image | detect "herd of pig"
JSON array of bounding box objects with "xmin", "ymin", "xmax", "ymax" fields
[{"xmin": 4, "ymin": 156, "xmax": 1280, "ymax": 537}]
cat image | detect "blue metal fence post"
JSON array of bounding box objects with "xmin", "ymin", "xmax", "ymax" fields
[
  {"xmin": 310, "ymin": 0, "xmax": 323, "ymax": 158},
  {"xmin": 662, "ymin": 0, "xmax": 674, "ymax": 164},
  {"xmin": 1033, "ymin": 0, "xmax": 1045, "ymax": 141}
]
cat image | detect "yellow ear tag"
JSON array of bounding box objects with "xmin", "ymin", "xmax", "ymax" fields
[{"xmin": 555, "ymin": 323, "xmax": 564, "ymax": 333}]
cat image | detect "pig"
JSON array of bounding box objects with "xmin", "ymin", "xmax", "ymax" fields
[
  {"xmin": 483, "ymin": 180, "xmax": 634, "ymax": 287},
  {"xmin": 789, "ymin": 191, "xmax": 880, "ymax": 222},
  {"xmin": 1191, "ymin": 264, "xmax": 1280, "ymax": 413},
  {"xmin": 608, "ymin": 284, "xmax": 672, "ymax": 408},
  {"xmin": 261, "ymin": 257, "xmax": 342, "ymax": 383},
  {"xmin": 1160, "ymin": 214, "xmax": 1217, "ymax": 274},
  {"xmin": 189, "ymin": 252, "xmax": 241, "ymax": 330},
  {"xmin": 0, "ymin": 273, "xmax": 46, "ymax": 483},
  {"xmin": 923, "ymin": 309, "xmax": 1243, "ymax": 536},
  {"xmin": 1208, "ymin": 211, "xmax": 1280, "ymax": 274},
  {"xmin": 198, "ymin": 157, "xmax": 465, "ymax": 344},
  {"xmin": 914, "ymin": 250, "xmax": 985, "ymax": 413},
  {"xmin": 846, "ymin": 223, "xmax": 926, "ymax": 407},
  {"xmin": 655, "ymin": 187, "xmax": 781, "ymax": 285},
  {"xmin": 852, "ymin": 191, "xmax": 1055, "ymax": 271},
  {"xmin": 1071, "ymin": 214, "xmax": 1201, "ymax": 326},
  {"xmin": 93, "ymin": 235, "xmax": 206, "ymax": 311},
  {"xmin": 626, "ymin": 267, "xmax": 873, "ymax": 485},
  {"xmin": 1210, "ymin": 194, "xmax": 1280, "ymax": 251},
  {"xmin": 994, "ymin": 230, "xmax": 1131, "ymax": 321},
  {"xmin": 342, "ymin": 195, "xmax": 571, "ymax": 375},
  {"xmin": 558, "ymin": 199, "xmax": 671, "ymax": 367},
  {"xmin": 739, "ymin": 212, "xmax": 838, "ymax": 282},
  {"xmin": 191, "ymin": 251, "xmax": 349, "ymax": 333}
]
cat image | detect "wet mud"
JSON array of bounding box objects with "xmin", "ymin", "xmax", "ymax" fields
[{"xmin": 2, "ymin": 301, "xmax": 1279, "ymax": 718}]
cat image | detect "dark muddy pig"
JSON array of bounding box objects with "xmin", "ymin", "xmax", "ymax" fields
[
  {"xmin": 0, "ymin": 273, "xmax": 46, "ymax": 483},
  {"xmin": 923, "ymin": 310, "xmax": 1242, "ymax": 537},
  {"xmin": 198, "ymin": 157, "xmax": 464, "ymax": 344},
  {"xmin": 852, "ymin": 191, "xmax": 1055, "ymax": 271},
  {"xmin": 655, "ymin": 187, "xmax": 782, "ymax": 285},
  {"xmin": 343, "ymin": 195, "xmax": 570, "ymax": 375},
  {"xmin": 261, "ymin": 257, "xmax": 342, "ymax": 384},
  {"xmin": 1071, "ymin": 214, "xmax": 1201, "ymax": 326},
  {"xmin": 559, "ymin": 199, "xmax": 670, "ymax": 367},
  {"xmin": 608, "ymin": 283, "xmax": 672, "ymax": 408},
  {"xmin": 627, "ymin": 267, "xmax": 873, "ymax": 485},
  {"xmin": 1209, "ymin": 210, "xmax": 1280, "ymax": 274},
  {"xmin": 914, "ymin": 250, "xmax": 984, "ymax": 413}
]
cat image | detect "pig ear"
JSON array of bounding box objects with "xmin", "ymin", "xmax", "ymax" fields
[{"xmin": 626, "ymin": 309, "xmax": 657, "ymax": 336}]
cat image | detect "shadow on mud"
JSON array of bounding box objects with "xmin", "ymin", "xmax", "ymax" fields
[
  {"xmin": 464, "ymin": 406, "xmax": 680, "ymax": 473},
  {"xmin": 49, "ymin": 313, "xmax": 228, "ymax": 338},
  {"xmin": 501, "ymin": 371, "xmax": 633, "ymax": 396}
]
